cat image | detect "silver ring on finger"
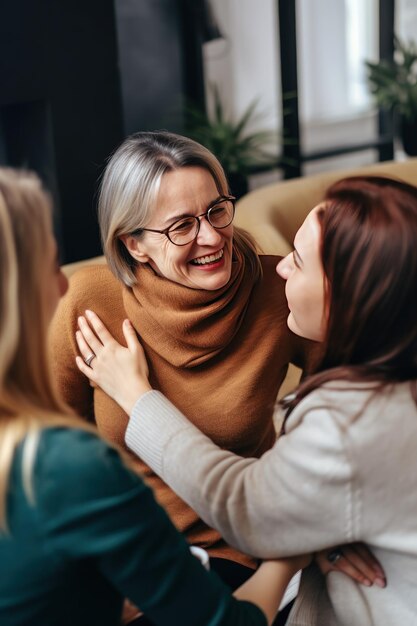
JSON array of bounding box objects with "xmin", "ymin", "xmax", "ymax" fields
[{"xmin": 84, "ymin": 353, "xmax": 96, "ymax": 367}]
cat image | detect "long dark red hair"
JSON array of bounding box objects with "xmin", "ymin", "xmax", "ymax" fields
[{"xmin": 284, "ymin": 175, "xmax": 417, "ymax": 414}]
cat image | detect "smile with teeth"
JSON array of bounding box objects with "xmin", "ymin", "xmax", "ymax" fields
[{"xmin": 190, "ymin": 248, "xmax": 224, "ymax": 266}]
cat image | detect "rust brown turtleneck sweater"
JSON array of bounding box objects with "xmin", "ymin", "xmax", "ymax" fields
[{"xmin": 50, "ymin": 252, "xmax": 311, "ymax": 568}]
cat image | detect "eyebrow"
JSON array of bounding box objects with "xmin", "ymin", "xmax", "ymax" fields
[
  {"xmin": 293, "ymin": 247, "xmax": 303, "ymax": 268},
  {"xmin": 160, "ymin": 195, "xmax": 224, "ymax": 228}
]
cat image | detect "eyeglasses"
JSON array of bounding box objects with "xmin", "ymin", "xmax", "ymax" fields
[{"xmin": 132, "ymin": 196, "xmax": 236, "ymax": 246}]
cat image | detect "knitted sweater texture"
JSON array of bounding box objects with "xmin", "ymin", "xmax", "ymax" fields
[
  {"xmin": 126, "ymin": 383, "xmax": 417, "ymax": 625},
  {"xmin": 49, "ymin": 253, "xmax": 307, "ymax": 566}
]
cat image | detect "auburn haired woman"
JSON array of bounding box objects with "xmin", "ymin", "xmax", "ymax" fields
[{"xmin": 77, "ymin": 176, "xmax": 417, "ymax": 625}]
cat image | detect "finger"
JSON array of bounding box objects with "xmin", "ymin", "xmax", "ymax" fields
[
  {"xmin": 351, "ymin": 543, "xmax": 385, "ymax": 577},
  {"xmin": 122, "ymin": 319, "xmax": 141, "ymax": 353},
  {"xmin": 75, "ymin": 329, "xmax": 96, "ymax": 361},
  {"xmin": 85, "ymin": 310, "xmax": 116, "ymax": 345},
  {"xmin": 339, "ymin": 546, "xmax": 378, "ymax": 583},
  {"xmin": 348, "ymin": 544, "xmax": 386, "ymax": 587},
  {"xmin": 77, "ymin": 316, "xmax": 104, "ymax": 355},
  {"xmin": 331, "ymin": 555, "xmax": 373, "ymax": 587},
  {"xmin": 75, "ymin": 356, "xmax": 99, "ymax": 384}
]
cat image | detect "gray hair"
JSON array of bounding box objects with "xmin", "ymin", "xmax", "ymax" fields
[{"xmin": 98, "ymin": 131, "xmax": 233, "ymax": 286}]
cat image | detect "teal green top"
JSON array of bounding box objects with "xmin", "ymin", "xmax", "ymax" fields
[{"xmin": 0, "ymin": 428, "xmax": 266, "ymax": 626}]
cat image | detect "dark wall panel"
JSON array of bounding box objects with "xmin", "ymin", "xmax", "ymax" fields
[
  {"xmin": 0, "ymin": 0, "xmax": 124, "ymax": 262},
  {"xmin": 115, "ymin": 0, "xmax": 185, "ymax": 134}
]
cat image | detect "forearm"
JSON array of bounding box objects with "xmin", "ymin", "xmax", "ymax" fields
[
  {"xmin": 233, "ymin": 562, "xmax": 299, "ymax": 626},
  {"xmin": 126, "ymin": 391, "xmax": 353, "ymax": 558}
]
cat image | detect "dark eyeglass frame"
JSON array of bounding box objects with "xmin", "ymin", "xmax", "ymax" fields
[{"xmin": 131, "ymin": 195, "xmax": 236, "ymax": 246}]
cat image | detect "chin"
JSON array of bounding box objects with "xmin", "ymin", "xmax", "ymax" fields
[
  {"xmin": 287, "ymin": 313, "xmax": 307, "ymax": 339},
  {"xmin": 288, "ymin": 314, "xmax": 323, "ymax": 342},
  {"xmin": 196, "ymin": 271, "xmax": 231, "ymax": 291}
]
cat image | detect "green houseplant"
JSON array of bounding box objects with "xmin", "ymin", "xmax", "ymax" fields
[
  {"xmin": 365, "ymin": 36, "xmax": 417, "ymax": 155},
  {"xmin": 185, "ymin": 86, "xmax": 277, "ymax": 198}
]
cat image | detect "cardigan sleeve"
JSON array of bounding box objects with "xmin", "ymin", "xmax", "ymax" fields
[
  {"xmin": 126, "ymin": 391, "xmax": 358, "ymax": 559},
  {"xmin": 36, "ymin": 428, "xmax": 266, "ymax": 626}
]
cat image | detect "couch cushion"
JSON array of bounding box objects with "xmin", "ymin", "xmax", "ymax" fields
[{"xmin": 235, "ymin": 158, "xmax": 417, "ymax": 255}]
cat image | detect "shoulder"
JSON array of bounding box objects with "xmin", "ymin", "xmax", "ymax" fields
[
  {"xmin": 31, "ymin": 427, "xmax": 165, "ymax": 562},
  {"xmin": 277, "ymin": 387, "xmax": 360, "ymax": 497},
  {"xmin": 68, "ymin": 264, "xmax": 121, "ymax": 300},
  {"xmin": 35, "ymin": 427, "xmax": 141, "ymax": 505},
  {"xmin": 286, "ymin": 384, "xmax": 369, "ymax": 427},
  {"xmin": 54, "ymin": 265, "xmax": 124, "ymax": 324},
  {"xmin": 286, "ymin": 381, "xmax": 414, "ymax": 434}
]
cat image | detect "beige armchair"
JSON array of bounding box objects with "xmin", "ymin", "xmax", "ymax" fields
[{"xmin": 235, "ymin": 158, "xmax": 417, "ymax": 256}]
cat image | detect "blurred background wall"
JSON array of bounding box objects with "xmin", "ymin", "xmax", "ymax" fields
[
  {"xmin": 0, "ymin": 0, "xmax": 416, "ymax": 262},
  {"xmin": 0, "ymin": 0, "xmax": 124, "ymax": 261}
]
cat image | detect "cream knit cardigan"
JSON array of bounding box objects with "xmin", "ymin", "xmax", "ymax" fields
[{"xmin": 126, "ymin": 382, "xmax": 417, "ymax": 625}]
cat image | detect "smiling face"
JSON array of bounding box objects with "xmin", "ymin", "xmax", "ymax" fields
[
  {"xmin": 122, "ymin": 166, "xmax": 234, "ymax": 290},
  {"xmin": 276, "ymin": 206, "xmax": 327, "ymax": 341}
]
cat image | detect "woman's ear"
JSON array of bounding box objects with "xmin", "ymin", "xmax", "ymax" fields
[{"xmin": 119, "ymin": 234, "xmax": 150, "ymax": 264}]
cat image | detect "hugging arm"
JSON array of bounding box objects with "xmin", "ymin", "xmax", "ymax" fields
[
  {"xmin": 126, "ymin": 391, "xmax": 354, "ymax": 558},
  {"xmin": 76, "ymin": 313, "xmax": 354, "ymax": 555},
  {"xmin": 127, "ymin": 392, "xmax": 384, "ymax": 586},
  {"xmin": 76, "ymin": 312, "xmax": 385, "ymax": 587}
]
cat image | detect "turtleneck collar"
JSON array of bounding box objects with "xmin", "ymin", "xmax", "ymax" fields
[{"xmin": 122, "ymin": 246, "xmax": 257, "ymax": 368}]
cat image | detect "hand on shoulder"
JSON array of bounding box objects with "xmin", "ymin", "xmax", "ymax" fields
[{"xmin": 75, "ymin": 310, "xmax": 152, "ymax": 415}]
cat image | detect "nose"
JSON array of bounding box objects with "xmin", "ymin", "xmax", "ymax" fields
[
  {"xmin": 196, "ymin": 215, "xmax": 223, "ymax": 246},
  {"xmin": 276, "ymin": 253, "xmax": 293, "ymax": 280}
]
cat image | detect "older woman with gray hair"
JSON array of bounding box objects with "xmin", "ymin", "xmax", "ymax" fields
[{"xmin": 50, "ymin": 130, "xmax": 314, "ymax": 623}]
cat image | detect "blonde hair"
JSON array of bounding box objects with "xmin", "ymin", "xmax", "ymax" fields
[
  {"xmin": 98, "ymin": 131, "xmax": 262, "ymax": 286},
  {"xmin": 0, "ymin": 169, "xmax": 87, "ymax": 531}
]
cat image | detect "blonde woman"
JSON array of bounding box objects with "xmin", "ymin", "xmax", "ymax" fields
[{"xmin": 0, "ymin": 168, "xmax": 309, "ymax": 626}]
